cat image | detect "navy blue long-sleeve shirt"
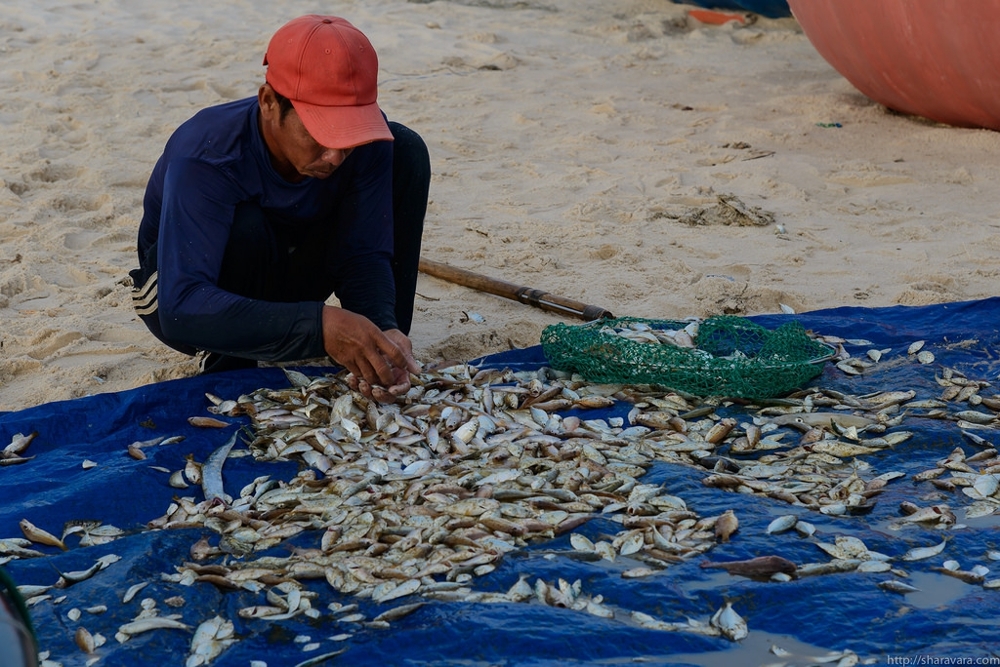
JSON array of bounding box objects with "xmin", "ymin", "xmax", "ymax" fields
[{"xmin": 137, "ymin": 96, "xmax": 397, "ymax": 362}]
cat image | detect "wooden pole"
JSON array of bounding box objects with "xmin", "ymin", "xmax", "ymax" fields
[{"xmin": 418, "ymin": 258, "xmax": 614, "ymax": 321}]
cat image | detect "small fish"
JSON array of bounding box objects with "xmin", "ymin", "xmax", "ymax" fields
[
  {"xmin": 879, "ymin": 580, "xmax": 920, "ymax": 594},
  {"xmin": 17, "ymin": 585, "xmax": 52, "ymax": 599},
  {"xmin": 569, "ymin": 533, "xmax": 596, "ymax": 553},
  {"xmin": 710, "ymin": 601, "xmax": 748, "ymax": 641},
  {"xmin": 617, "ymin": 531, "xmax": 645, "ymax": 556},
  {"xmin": 704, "ymin": 418, "xmax": 737, "ymax": 445},
  {"xmin": 238, "ymin": 605, "xmax": 285, "ymax": 619},
  {"xmin": 794, "ymin": 521, "xmax": 816, "ymax": 538},
  {"xmin": 621, "ymin": 567, "xmax": 659, "ymax": 579},
  {"xmin": 913, "ymin": 467, "xmax": 947, "ymax": 482},
  {"xmin": 202, "ymin": 431, "xmax": 241, "ymax": 502},
  {"xmin": 766, "ymin": 514, "xmax": 799, "ymax": 535},
  {"xmin": 372, "ymin": 602, "xmax": 425, "ymax": 623},
  {"xmin": 500, "ymin": 577, "xmax": 533, "ymax": 603},
  {"xmin": 293, "ymin": 649, "xmax": 348, "ymax": 667},
  {"xmin": 54, "ymin": 560, "xmax": 107, "ymax": 588},
  {"xmin": 714, "ymin": 510, "xmax": 739, "ymax": 543},
  {"xmin": 118, "ymin": 617, "xmax": 192, "ymax": 636},
  {"xmin": 901, "ymin": 505, "xmax": 955, "ymax": 525},
  {"xmin": 372, "ymin": 578, "xmax": 420, "ymax": 603},
  {"xmin": 902, "ymin": 538, "xmax": 948, "ymax": 562},
  {"xmin": 932, "ymin": 567, "xmax": 986, "ymax": 585},
  {"xmin": 188, "ymin": 416, "xmax": 231, "ymax": 429},
  {"xmin": 866, "ymin": 349, "xmax": 884, "ymax": 362},
  {"xmin": 184, "ymin": 457, "xmax": 203, "ymax": 485},
  {"xmin": 810, "ymin": 441, "xmax": 881, "ymax": 458},
  {"xmin": 75, "ymin": 627, "xmax": 96, "ymax": 654},
  {"xmin": 19, "ymin": 519, "xmax": 67, "ymax": 551},
  {"xmin": 0, "ymin": 455, "xmax": 35, "ymax": 467},
  {"xmin": 700, "ymin": 555, "xmax": 797, "ymax": 579},
  {"xmin": 123, "ymin": 582, "xmax": 149, "ymax": 604},
  {"xmin": 857, "ymin": 561, "xmax": 892, "ymax": 573},
  {"xmin": 973, "ymin": 474, "xmax": 1000, "ymax": 499},
  {"xmin": 170, "ymin": 470, "xmax": 190, "ymax": 489},
  {"xmin": 283, "ymin": 368, "xmax": 313, "ymax": 388},
  {"xmin": 954, "ymin": 410, "xmax": 995, "ymax": 425},
  {"xmin": 3, "ymin": 432, "xmax": 37, "ymax": 458}
]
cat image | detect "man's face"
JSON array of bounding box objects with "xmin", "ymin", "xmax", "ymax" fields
[
  {"xmin": 277, "ymin": 108, "xmax": 354, "ymax": 180},
  {"xmin": 258, "ymin": 85, "xmax": 354, "ymax": 182}
]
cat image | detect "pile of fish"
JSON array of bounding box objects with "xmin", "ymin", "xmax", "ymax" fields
[
  {"xmin": 10, "ymin": 337, "xmax": 1000, "ymax": 665},
  {"xmin": 150, "ymin": 351, "xmax": 993, "ymax": 633},
  {"xmin": 149, "ymin": 365, "xmax": 747, "ymax": 634}
]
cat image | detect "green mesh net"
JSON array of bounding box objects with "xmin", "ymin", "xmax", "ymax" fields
[{"xmin": 540, "ymin": 315, "xmax": 835, "ymax": 399}]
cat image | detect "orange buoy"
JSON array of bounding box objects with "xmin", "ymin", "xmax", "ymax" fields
[
  {"xmin": 788, "ymin": 0, "xmax": 1000, "ymax": 131},
  {"xmin": 688, "ymin": 9, "xmax": 748, "ymax": 25}
]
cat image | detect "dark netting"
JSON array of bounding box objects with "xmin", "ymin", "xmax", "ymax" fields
[{"xmin": 540, "ymin": 315, "xmax": 835, "ymax": 399}]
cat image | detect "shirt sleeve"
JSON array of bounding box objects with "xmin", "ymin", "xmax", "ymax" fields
[{"xmin": 155, "ymin": 158, "xmax": 328, "ymax": 361}]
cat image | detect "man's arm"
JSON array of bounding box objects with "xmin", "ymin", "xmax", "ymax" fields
[{"xmin": 155, "ymin": 158, "xmax": 328, "ymax": 361}]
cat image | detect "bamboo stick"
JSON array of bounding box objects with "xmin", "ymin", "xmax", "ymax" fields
[{"xmin": 418, "ymin": 258, "xmax": 613, "ymax": 322}]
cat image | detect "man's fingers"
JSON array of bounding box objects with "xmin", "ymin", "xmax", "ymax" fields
[
  {"xmin": 375, "ymin": 337, "xmax": 415, "ymax": 375},
  {"xmin": 403, "ymin": 354, "xmax": 421, "ymax": 374},
  {"xmin": 381, "ymin": 329, "xmax": 421, "ymax": 373},
  {"xmin": 320, "ymin": 308, "xmax": 417, "ymax": 397},
  {"xmin": 357, "ymin": 354, "xmax": 395, "ymax": 389},
  {"xmin": 343, "ymin": 364, "xmax": 362, "ymax": 386}
]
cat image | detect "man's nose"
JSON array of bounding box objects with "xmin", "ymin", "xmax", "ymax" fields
[{"xmin": 320, "ymin": 148, "xmax": 350, "ymax": 166}]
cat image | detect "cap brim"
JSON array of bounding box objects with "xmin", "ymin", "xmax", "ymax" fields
[{"xmin": 291, "ymin": 99, "xmax": 393, "ymax": 149}]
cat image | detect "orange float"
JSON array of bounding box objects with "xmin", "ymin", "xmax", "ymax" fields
[
  {"xmin": 687, "ymin": 9, "xmax": 748, "ymax": 25},
  {"xmin": 787, "ymin": 0, "xmax": 1000, "ymax": 131}
]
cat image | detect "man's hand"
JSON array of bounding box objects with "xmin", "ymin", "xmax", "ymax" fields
[{"xmin": 321, "ymin": 306, "xmax": 420, "ymax": 403}]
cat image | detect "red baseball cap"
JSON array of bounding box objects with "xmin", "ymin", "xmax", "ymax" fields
[{"xmin": 263, "ymin": 15, "xmax": 393, "ymax": 149}]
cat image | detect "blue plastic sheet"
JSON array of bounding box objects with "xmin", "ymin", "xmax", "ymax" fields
[
  {"xmin": 675, "ymin": 0, "xmax": 791, "ymax": 19},
  {"xmin": 4, "ymin": 298, "xmax": 1000, "ymax": 666}
]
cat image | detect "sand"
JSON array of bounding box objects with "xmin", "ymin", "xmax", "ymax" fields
[{"xmin": 3, "ymin": 0, "xmax": 1000, "ymax": 413}]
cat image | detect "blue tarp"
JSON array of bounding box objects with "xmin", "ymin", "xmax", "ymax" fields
[
  {"xmin": 3, "ymin": 298, "xmax": 1000, "ymax": 666},
  {"xmin": 676, "ymin": 0, "xmax": 792, "ymax": 19}
]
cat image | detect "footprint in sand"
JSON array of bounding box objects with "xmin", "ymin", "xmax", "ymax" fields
[{"xmin": 26, "ymin": 329, "xmax": 86, "ymax": 360}]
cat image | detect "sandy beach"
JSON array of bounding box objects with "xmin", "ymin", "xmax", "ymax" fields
[{"xmin": 3, "ymin": 0, "xmax": 1000, "ymax": 413}]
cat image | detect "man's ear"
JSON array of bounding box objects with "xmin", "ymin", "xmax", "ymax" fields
[{"xmin": 258, "ymin": 83, "xmax": 278, "ymax": 119}]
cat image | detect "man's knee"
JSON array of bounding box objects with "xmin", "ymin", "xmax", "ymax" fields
[{"xmin": 388, "ymin": 122, "xmax": 431, "ymax": 189}]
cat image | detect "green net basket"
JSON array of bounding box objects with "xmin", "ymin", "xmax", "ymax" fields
[{"xmin": 540, "ymin": 315, "xmax": 836, "ymax": 400}]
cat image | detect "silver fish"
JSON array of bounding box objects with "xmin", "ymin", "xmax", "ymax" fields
[{"xmin": 710, "ymin": 602, "xmax": 748, "ymax": 641}]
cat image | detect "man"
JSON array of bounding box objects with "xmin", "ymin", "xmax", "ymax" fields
[{"xmin": 130, "ymin": 15, "xmax": 429, "ymax": 403}]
